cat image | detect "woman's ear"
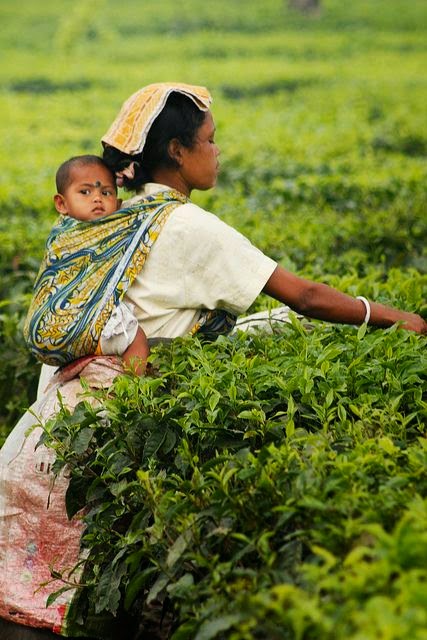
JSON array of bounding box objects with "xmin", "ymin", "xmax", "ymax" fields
[
  {"xmin": 167, "ymin": 138, "xmax": 184, "ymax": 165},
  {"xmin": 54, "ymin": 194, "xmax": 68, "ymax": 215}
]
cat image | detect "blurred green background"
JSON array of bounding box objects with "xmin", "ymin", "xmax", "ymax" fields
[{"xmin": 1, "ymin": 0, "xmax": 426, "ymax": 438}]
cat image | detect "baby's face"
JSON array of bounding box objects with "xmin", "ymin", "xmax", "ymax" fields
[{"xmin": 57, "ymin": 164, "xmax": 118, "ymax": 221}]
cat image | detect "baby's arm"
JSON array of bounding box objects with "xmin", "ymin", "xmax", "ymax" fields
[{"xmin": 122, "ymin": 326, "xmax": 150, "ymax": 375}]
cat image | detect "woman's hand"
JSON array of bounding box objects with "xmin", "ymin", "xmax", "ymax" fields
[
  {"xmin": 263, "ymin": 266, "xmax": 427, "ymax": 334},
  {"xmin": 391, "ymin": 311, "xmax": 427, "ymax": 334}
]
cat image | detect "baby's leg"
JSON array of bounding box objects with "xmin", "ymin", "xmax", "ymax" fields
[
  {"xmin": 122, "ymin": 326, "xmax": 150, "ymax": 375},
  {"xmin": 100, "ymin": 303, "xmax": 148, "ymax": 374}
]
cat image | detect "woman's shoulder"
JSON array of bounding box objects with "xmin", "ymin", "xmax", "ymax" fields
[
  {"xmin": 123, "ymin": 185, "xmax": 225, "ymax": 230},
  {"xmin": 122, "ymin": 182, "xmax": 179, "ymax": 205},
  {"xmin": 169, "ymin": 200, "xmax": 239, "ymax": 242}
]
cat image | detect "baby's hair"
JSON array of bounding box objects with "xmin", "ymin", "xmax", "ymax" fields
[{"xmin": 56, "ymin": 155, "xmax": 116, "ymax": 194}]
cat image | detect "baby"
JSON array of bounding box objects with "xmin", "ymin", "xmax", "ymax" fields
[{"xmin": 24, "ymin": 155, "xmax": 149, "ymax": 375}]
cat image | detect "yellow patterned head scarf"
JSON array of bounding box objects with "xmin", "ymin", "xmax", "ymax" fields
[{"xmin": 101, "ymin": 82, "xmax": 212, "ymax": 156}]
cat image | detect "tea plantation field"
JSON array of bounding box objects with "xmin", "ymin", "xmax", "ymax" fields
[{"xmin": 1, "ymin": 1, "xmax": 426, "ymax": 637}]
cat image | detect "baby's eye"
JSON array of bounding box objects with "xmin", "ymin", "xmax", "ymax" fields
[
  {"xmin": 80, "ymin": 189, "xmax": 91, "ymax": 195},
  {"xmin": 102, "ymin": 190, "xmax": 114, "ymax": 196}
]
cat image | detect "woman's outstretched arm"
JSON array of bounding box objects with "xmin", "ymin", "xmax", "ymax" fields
[{"xmin": 263, "ymin": 266, "xmax": 427, "ymax": 334}]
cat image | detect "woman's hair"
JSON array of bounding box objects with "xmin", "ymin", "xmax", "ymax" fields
[{"xmin": 103, "ymin": 92, "xmax": 207, "ymax": 191}]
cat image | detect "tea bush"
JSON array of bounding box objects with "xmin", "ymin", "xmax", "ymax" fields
[{"xmin": 41, "ymin": 324, "xmax": 427, "ymax": 638}]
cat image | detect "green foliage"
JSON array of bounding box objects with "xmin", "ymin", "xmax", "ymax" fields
[
  {"xmin": 1, "ymin": 0, "xmax": 426, "ymax": 438},
  {"xmin": 1, "ymin": 0, "xmax": 427, "ymax": 635},
  {"xmin": 40, "ymin": 326, "xmax": 426, "ymax": 637},
  {"xmin": 0, "ymin": 305, "xmax": 39, "ymax": 446}
]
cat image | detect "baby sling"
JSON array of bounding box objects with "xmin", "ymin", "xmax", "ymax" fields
[{"xmin": 24, "ymin": 190, "xmax": 236, "ymax": 366}]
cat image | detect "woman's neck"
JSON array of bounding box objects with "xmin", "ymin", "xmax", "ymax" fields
[{"xmin": 151, "ymin": 168, "xmax": 191, "ymax": 197}]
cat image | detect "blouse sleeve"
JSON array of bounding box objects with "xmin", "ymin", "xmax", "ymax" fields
[{"xmin": 177, "ymin": 204, "xmax": 277, "ymax": 314}]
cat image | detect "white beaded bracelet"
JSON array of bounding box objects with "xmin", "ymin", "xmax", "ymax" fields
[{"xmin": 356, "ymin": 296, "xmax": 371, "ymax": 325}]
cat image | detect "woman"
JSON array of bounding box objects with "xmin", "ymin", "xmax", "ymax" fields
[
  {"xmin": 1, "ymin": 81, "xmax": 425, "ymax": 640},
  {"xmin": 37, "ymin": 81, "xmax": 426, "ymax": 397},
  {"xmin": 35, "ymin": 80, "xmax": 424, "ymax": 403},
  {"xmin": 98, "ymin": 82, "xmax": 425, "ymax": 339}
]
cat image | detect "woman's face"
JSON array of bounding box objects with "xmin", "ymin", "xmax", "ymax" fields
[{"xmin": 178, "ymin": 111, "xmax": 220, "ymax": 194}]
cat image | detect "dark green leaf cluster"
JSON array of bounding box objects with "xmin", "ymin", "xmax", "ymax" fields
[{"xmin": 39, "ymin": 323, "xmax": 427, "ymax": 638}]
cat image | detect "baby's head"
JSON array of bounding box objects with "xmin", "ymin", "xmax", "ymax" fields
[{"xmin": 54, "ymin": 155, "xmax": 119, "ymax": 221}]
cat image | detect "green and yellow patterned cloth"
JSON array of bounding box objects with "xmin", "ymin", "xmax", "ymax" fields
[{"xmin": 24, "ymin": 190, "xmax": 188, "ymax": 365}]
